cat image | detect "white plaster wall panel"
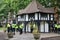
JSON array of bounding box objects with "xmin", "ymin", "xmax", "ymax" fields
[
  {"xmin": 39, "ymin": 13, "xmax": 41, "ymax": 20},
  {"xmin": 40, "ymin": 22, "xmax": 44, "ymax": 32},
  {"xmin": 26, "ymin": 15, "xmax": 28, "ymax": 21},
  {"xmin": 45, "ymin": 22, "xmax": 49, "ymax": 32},
  {"xmin": 35, "ymin": 13, "xmax": 38, "ymax": 20},
  {"xmin": 48, "ymin": 14, "xmax": 49, "ymax": 20}
]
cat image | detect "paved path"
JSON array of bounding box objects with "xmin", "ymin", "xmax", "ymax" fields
[
  {"xmin": 9, "ymin": 32, "xmax": 60, "ymax": 40},
  {"xmin": 9, "ymin": 32, "xmax": 35, "ymax": 40},
  {"xmin": 0, "ymin": 31, "xmax": 8, "ymax": 40}
]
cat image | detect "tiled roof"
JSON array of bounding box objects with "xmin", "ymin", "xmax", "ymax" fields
[{"xmin": 18, "ymin": 0, "xmax": 55, "ymax": 15}]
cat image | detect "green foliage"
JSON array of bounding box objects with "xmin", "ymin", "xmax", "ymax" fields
[
  {"xmin": 0, "ymin": 0, "xmax": 31, "ymax": 20},
  {"xmin": 38, "ymin": 0, "xmax": 60, "ymax": 8},
  {"xmin": 0, "ymin": 0, "xmax": 60, "ymax": 20}
]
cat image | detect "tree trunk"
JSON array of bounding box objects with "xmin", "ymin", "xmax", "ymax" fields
[{"xmin": 54, "ymin": 6, "xmax": 58, "ymax": 23}]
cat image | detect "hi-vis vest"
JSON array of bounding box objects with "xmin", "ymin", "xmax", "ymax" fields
[
  {"xmin": 58, "ymin": 25, "xmax": 60, "ymax": 28},
  {"xmin": 30, "ymin": 24, "xmax": 33, "ymax": 28},
  {"xmin": 55, "ymin": 24, "xmax": 57, "ymax": 28},
  {"xmin": 33, "ymin": 24, "xmax": 36, "ymax": 28},
  {"xmin": 19, "ymin": 24, "xmax": 24, "ymax": 29},
  {"xmin": 15, "ymin": 25, "xmax": 18, "ymax": 28},
  {"xmin": 12, "ymin": 24, "xmax": 16, "ymax": 28},
  {"xmin": 7, "ymin": 24, "xmax": 10, "ymax": 27},
  {"xmin": 59, "ymin": 25, "xmax": 60, "ymax": 28}
]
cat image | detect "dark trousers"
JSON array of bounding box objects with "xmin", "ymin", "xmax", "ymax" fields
[
  {"xmin": 52, "ymin": 27, "xmax": 54, "ymax": 32},
  {"xmin": 16, "ymin": 28, "xmax": 19, "ymax": 32},
  {"xmin": 58, "ymin": 28, "xmax": 60, "ymax": 32},
  {"xmin": 7, "ymin": 27, "xmax": 10, "ymax": 33},
  {"xmin": 55, "ymin": 27, "xmax": 57, "ymax": 33},
  {"xmin": 12, "ymin": 28, "xmax": 15, "ymax": 32},
  {"xmin": 19, "ymin": 28, "xmax": 23, "ymax": 34},
  {"xmin": 31, "ymin": 28, "xmax": 33, "ymax": 33},
  {"xmin": 20, "ymin": 29, "xmax": 23, "ymax": 34}
]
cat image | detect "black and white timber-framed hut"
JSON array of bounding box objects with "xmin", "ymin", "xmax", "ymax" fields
[{"xmin": 17, "ymin": 0, "xmax": 55, "ymax": 33}]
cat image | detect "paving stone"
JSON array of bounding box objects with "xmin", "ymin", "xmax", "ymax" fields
[
  {"xmin": 0, "ymin": 32, "xmax": 8, "ymax": 40},
  {"xmin": 9, "ymin": 32, "xmax": 60, "ymax": 40}
]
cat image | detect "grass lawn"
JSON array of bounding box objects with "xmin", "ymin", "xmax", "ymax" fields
[
  {"xmin": 0, "ymin": 27, "xmax": 7, "ymax": 30},
  {"xmin": 0, "ymin": 27, "xmax": 3, "ymax": 30}
]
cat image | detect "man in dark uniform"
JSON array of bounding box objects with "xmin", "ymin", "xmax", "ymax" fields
[
  {"xmin": 30, "ymin": 22, "xmax": 33, "ymax": 33},
  {"xmin": 15, "ymin": 24, "xmax": 18, "ymax": 32},
  {"xmin": 19, "ymin": 23, "xmax": 24, "ymax": 34},
  {"xmin": 7, "ymin": 23, "xmax": 11, "ymax": 33},
  {"xmin": 12, "ymin": 23, "xmax": 16, "ymax": 35},
  {"xmin": 55, "ymin": 24, "xmax": 58, "ymax": 33}
]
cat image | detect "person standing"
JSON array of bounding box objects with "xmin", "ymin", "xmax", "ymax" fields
[
  {"xmin": 55, "ymin": 24, "xmax": 58, "ymax": 33},
  {"xmin": 30, "ymin": 22, "xmax": 34, "ymax": 33},
  {"xmin": 7, "ymin": 23, "xmax": 11, "ymax": 33},
  {"xmin": 15, "ymin": 24, "xmax": 18, "ymax": 32},
  {"xmin": 12, "ymin": 23, "xmax": 16, "ymax": 35},
  {"xmin": 19, "ymin": 23, "xmax": 24, "ymax": 34},
  {"xmin": 57, "ymin": 24, "xmax": 60, "ymax": 33},
  {"xmin": 51, "ymin": 22, "xmax": 55, "ymax": 32}
]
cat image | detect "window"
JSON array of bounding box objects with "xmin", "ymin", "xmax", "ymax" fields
[
  {"xmin": 50, "ymin": 14, "xmax": 53, "ymax": 20},
  {"xmin": 28, "ymin": 14, "xmax": 35, "ymax": 21},
  {"xmin": 41, "ymin": 14, "xmax": 47, "ymax": 17},
  {"xmin": 18, "ymin": 15, "xmax": 25, "ymax": 21},
  {"xmin": 41, "ymin": 14, "xmax": 48, "ymax": 20},
  {"xmin": 51, "ymin": 15, "xmax": 53, "ymax": 17}
]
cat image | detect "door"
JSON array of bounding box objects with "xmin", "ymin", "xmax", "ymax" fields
[
  {"xmin": 40, "ymin": 21, "xmax": 49, "ymax": 32},
  {"xmin": 26, "ymin": 24, "xmax": 31, "ymax": 32},
  {"xmin": 45, "ymin": 22, "xmax": 49, "ymax": 32},
  {"xmin": 40, "ymin": 22, "xmax": 44, "ymax": 32}
]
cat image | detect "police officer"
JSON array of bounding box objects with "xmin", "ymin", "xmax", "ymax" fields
[
  {"xmin": 15, "ymin": 24, "xmax": 18, "ymax": 32},
  {"xmin": 55, "ymin": 24, "xmax": 58, "ymax": 33},
  {"xmin": 12, "ymin": 23, "xmax": 16, "ymax": 34},
  {"xmin": 7, "ymin": 23, "xmax": 10, "ymax": 33},
  {"xmin": 57, "ymin": 24, "xmax": 60, "ymax": 33},
  {"xmin": 30, "ymin": 22, "xmax": 33, "ymax": 33},
  {"xmin": 33, "ymin": 23, "xmax": 38, "ymax": 33},
  {"xmin": 19, "ymin": 23, "xmax": 24, "ymax": 34}
]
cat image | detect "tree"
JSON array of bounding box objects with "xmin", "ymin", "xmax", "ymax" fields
[{"xmin": 0, "ymin": 0, "xmax": 32, "ymax": 23}]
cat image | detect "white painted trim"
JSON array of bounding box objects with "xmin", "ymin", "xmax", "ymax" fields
[
  {"xmin": 39, "ymin": 13, "xmax": 41, "ymax": 20},
  {"xmin": 51, "ymin": 14, "xmax": 53, "ymax": 17},
  {"xmin": 45, "ymin": 22, "xmax": 49, "ymax": 32},
  {"xmin": 40, "ymin": 22, "xmax": 44, "ymax": 32},
  {"xmin": 18, "ymin": 16, "xmax": 21, "ymax": 19},
  {"xmin": 35, "ymin": 13, "xmax": 38, "ymax": 20},
  {"xmin": 26, "ymin": 24, "xmax": 31, "ymax": 32},
  {"xmin": 18, "ymin": 18, "xmax": 20, "ymax": 21},
  {"xmin": 48, "ymin": 14, "xmax": 49, "ymax": 20},
  {"xmin": 51, "ymin": 18, "xmax": 53, "ymax": 20},
  {"xmin": 26, "ymin": 14, "xmax": 28, "ymax": 21}
]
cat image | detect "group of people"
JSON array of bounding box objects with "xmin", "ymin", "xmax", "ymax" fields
[
  {"xmin": 7, "ymin": 23, "xmax": 24, "ymax": 34},
  {"xmin": 50, "ymin": 22, "xmax": 60, "ymax": 33},
  {"xmin": 6, "ymin": 22, "xmax": 37, "ymax": 34}
]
